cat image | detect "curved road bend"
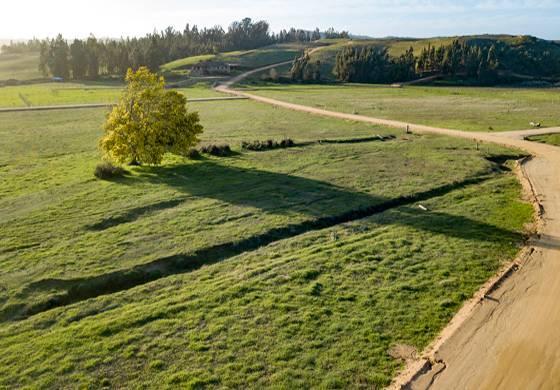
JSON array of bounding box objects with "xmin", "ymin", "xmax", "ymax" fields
[{"xmin": 217, "ymin": 64, "xmax": 560, "ymax": 389}]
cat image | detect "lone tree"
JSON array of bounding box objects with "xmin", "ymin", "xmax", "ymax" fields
[{"xmin": 99, "ymin": 67, "xmax": 203, "ymax": 165}]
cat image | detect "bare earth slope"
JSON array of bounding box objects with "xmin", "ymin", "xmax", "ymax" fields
[{"xmin": 217, "ymin": 66, "xmax": 560, "ymax": 389}]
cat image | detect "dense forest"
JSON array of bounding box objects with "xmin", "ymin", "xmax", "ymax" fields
[
  {"xmin": 333, "ymin": 46, "xmax": 417, "ymax": 84},
  {"xmin": 331, "ymin": 36, "xmax": 560, "ymax": 85},
  {"xmin": 0, "ymin": 19, "xmax": 349, "ymax": 80},
  {"xmin": 289, "ymin": 53, "xmax": 322, "ymax": 82}
]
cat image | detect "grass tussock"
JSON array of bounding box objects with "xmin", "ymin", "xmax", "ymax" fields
[
  {"xmin": 93, "ymin": 162, "xmax": 128, "ymax": 180},
  {"xmin": 199, "ymin": 144, "xmax": 232, "ymax": 157},
  {"xmin": 186, "ymin": 148, "xmax": 202, "ymax": 160}
]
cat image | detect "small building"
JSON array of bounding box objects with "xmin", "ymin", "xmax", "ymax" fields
[{"xmin": 190, "ymin": 61, "xmax": 232, "ymax": 76}]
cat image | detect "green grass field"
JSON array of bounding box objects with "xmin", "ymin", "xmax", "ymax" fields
[
  {"xmin": 0, "ymin": 82, "xmax": 225, "ymax": 107},
  {"xmin": 245, "ymin": 84, "xmax": 560, "ymax": 131},
  {"xmin": 525, "ymin": 133, "xmax": 560, "ymax": 146},
  {"xmin": 0, "ymin": 52, "xmax": 43, "ymax": 81},
  {"xmin": 0, "ymin": 94, "xmax": 533, "ymax": 387}
]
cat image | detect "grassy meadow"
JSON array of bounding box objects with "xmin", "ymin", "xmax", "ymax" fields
[
  {"xmin": 0, "ymin": 91, "xmax": 533, "ymax": 387},
  {"xmin": 0, "ymin": 82, "xmax": 225, "ymax": 107},
  {"xmin": 526, "ymin": 133, "xmax": 560, "ymax": 146},
  {"xmin": 245, "ymin": 84, "xmax": 560, "ymax": 131},
  {"xmin": 0, "ymin": 52, "xmax": 42, "ymax": 81}
]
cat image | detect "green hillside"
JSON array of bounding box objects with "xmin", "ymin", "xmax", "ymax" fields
[
  {"xmin": 0, "ymin": 51, "xmax": 42, "ymax": 81},
  {"xmin": 308, "ymin": 35, "xmax": 560, "ymax": 81},
  {"xmin": 161, "ymin": 43, "xmax": 308, "ymax": 78}
]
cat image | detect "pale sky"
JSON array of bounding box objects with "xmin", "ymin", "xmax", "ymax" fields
[{"xmin": 3, "ymin": 0, "xmax": 560, "ymax": 40}]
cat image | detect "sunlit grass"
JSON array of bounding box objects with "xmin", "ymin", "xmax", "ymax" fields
[
  {"xmin": 0, "ymin": 96, "xmax": 533, "ymax": 387},
  {"xmin": 246, "ymin": 84, "xmax": 560, "ymax": 131}
]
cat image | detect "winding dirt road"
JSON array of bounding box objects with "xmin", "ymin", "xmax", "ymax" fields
[{"xmin": 217, "ymin": 65, "xmax": 560, "ymax": 389}]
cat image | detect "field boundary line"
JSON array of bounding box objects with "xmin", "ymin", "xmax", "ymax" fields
[{"xmin": 0, "ymin": 97, "xmax": 249, "ymax": 113}]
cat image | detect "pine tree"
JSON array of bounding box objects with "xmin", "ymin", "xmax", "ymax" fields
[
  {"xmin": 70, "ymin": 39, "xmax": 88, "ymax": 79},
  {"xmin": 86, "ymin": 36, "xmax": 100, "ymax": 79},
  {"xmin": 49, "ymin": 34, "xmax": 70, "ymax": 79}
]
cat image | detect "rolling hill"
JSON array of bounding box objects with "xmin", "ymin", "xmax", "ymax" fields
[
  {"xmin": 308, "ymin": 35, "xmax": 560, "ymax": 81},
  {"xmin": 160, "ymin": 43, "xmax": 310, "ymax": 79}
]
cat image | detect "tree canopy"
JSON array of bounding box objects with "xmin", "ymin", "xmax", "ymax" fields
[
  {"xmin": 334, "ymin": 40, "xmax": 503, "ymax": 84},
  {"xmin": 29, "ymin": 19, "xmax": 328, "ymax": 79},
  {"xmin": 290, "ymin": 52, "xmax": 321, "ymax": 82},
  {"xmin": 99, "ymin": 67, "xmax": 203, "ymax": 165}
]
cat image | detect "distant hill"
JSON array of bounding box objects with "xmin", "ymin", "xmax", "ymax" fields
[
  {"xmin": 310, "ymin": 35, "xmax": 560, "ymax": 81},
  {"xmin": 160, "ymin": 43, "xmax": 308, "ymax": 79}
]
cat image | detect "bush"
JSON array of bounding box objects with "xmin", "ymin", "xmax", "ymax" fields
[
  {"xmin": 241, "ymin": 138, "xmax": 295, "ymax": 151},
  {"xmin": 94, "ymin": 162, "xmax": 128, "ymax": 180},
  {"xmin": 199, "ymin": 144, "xmax": 232, "ymax": 157},
  {"xmin": 186, "ymin": 148, "xmax": 201, "ymax": 160}
]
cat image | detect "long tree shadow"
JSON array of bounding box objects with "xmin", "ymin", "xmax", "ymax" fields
[
  {"xmin": 88, "ymin": 161, "xmax": 379, "ymax": 231},
  {"xmin": 86, "ymin": 198, "xmax": 188, "ymax": 231},
  {"xmin": 136, "ymin": 161, "xmax": 379, "ymax": 216},
  {"xmin": 4, "ymin": 162, "xmax": 525, "ymax": 322}
]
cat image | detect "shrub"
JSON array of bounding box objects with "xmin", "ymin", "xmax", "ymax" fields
[
  {"xmin": 199, "ymin": 144, "xmax": 232, "ymax": 157},
  {"xmin": 94, "ymin": 162, "xmax": 128, "ymax": 180},
  {"xmin": 241, "ymin": 138, "xmax": 295, "ymax": 151},
  {"xmin": 186, "ymin": 148, "xmax": 201, "ymax": 160}
]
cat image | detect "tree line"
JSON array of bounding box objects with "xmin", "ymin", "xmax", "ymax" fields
[
  {"xmin": 332, "ymin": 37, "xmax": 560, "ymax": 85},
  {"xmin": 415, "ymin": 40, "xmax": 499, "ymax": 82},
  {"xmin": 0, "ymin": 38, "xmax": 42, "ymax": 54},
  {"xmin": 333, "ymin": 40, "xmax": 509, "ymax": 85},
  {"xmin": 333, "ymin": 46, "xmax": 417, "ymax": 83},
  {"xmin": 5, "ymin": 19, "xmax": 350, "ymax": 80},
  {"xmin": 289, "ymin": 52, "xmax": 321, "ymax": 82}
]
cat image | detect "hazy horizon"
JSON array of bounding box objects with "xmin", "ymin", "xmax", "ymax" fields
[{"xmin": 2, "ymin": 0, "xmax": 560, "ymax": 41}]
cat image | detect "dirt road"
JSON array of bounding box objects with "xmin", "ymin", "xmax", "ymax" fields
[{"xmin": 217, "ymin": 66, "xmax": 560, "ymax": 389}]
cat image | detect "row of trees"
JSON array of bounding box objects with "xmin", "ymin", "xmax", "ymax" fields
[
  {"xmin": 332, "ymin": 37, "xmax": 560, "ymax": 85},
  {"xmin": 38, "ymin": 18, "xmax": 274, "ymax": 79},
  {"xmin": 27, "ymin": 19, "xmax": 350, "ymax": 79},
  {"xmin": 271, "ymin": 27, "xmax": 348, "ymax": 43},
  {"xmin": 415, "ymin": 40, "xmax": 498, "ymax": 79},
  {"xmin": 0, "ymin": 38, "xmax": 42, "ymax": 54},
  {"xmin": 290, "ymin": 52, "xmax": 321, "ymax": 82},
  {"xmin": 333, "ymin": 41, "xmax": 501, "ymax": 84},
  {"xmin": 333, "ymin": 46, "xmax": 417, "ymax": 83}
]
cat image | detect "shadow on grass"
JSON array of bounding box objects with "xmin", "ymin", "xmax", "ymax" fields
[
  {"xmin": 88, "ymin": 161, "xmax": 377, "ymax": 231},
  {"xmin": 86, "ymin": 198, "xmax": 188, "ymax": 231},
  {"xmin": 2, "ymin": 160, "xmax": 526, "ymax": 322}
]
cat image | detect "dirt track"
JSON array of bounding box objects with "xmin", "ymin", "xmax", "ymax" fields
[{"xmin": 217, "ymin": 66, "xmax": 560, "ymax": 389}]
